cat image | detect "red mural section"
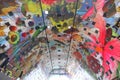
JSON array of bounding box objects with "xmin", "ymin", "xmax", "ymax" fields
[{"xmin": 73, "ymin": 51, "xmax": 82, "ymax": 61}]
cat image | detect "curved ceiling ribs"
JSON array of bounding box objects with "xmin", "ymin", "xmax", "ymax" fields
[
  {"xmin": 39, "ymin": 0, "xmax": 54, "ymax": 69},
  {"xmin": 65, "ymin": 0, "xmax": 79, "ymax": 68}
]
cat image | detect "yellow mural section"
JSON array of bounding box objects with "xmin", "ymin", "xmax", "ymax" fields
[
  {"xmin": 0, "ymin": 26, "xmax": 6, "ymax": 36},
  {"xmin": 21, "ymin": 0, "xmax": 50, "ymax": 15}
]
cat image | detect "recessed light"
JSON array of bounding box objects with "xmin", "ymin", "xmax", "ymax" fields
[
  {"xmin": 45, "ymin": 10, "xmax": 48, "ymax": 14},
  {"xmin": 68, "ymin": 26, "xmax": 71, "ymax": 29}
]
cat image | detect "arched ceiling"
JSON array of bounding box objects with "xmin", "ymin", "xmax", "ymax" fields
[{"xmin": 0, "ymin": 0, "xmax": 120, "ymax": 80}]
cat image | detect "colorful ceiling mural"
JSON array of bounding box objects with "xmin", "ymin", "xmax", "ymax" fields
[{"xmin": 0, "ymin": 0, "xmax": 120, "ymax": 80}]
